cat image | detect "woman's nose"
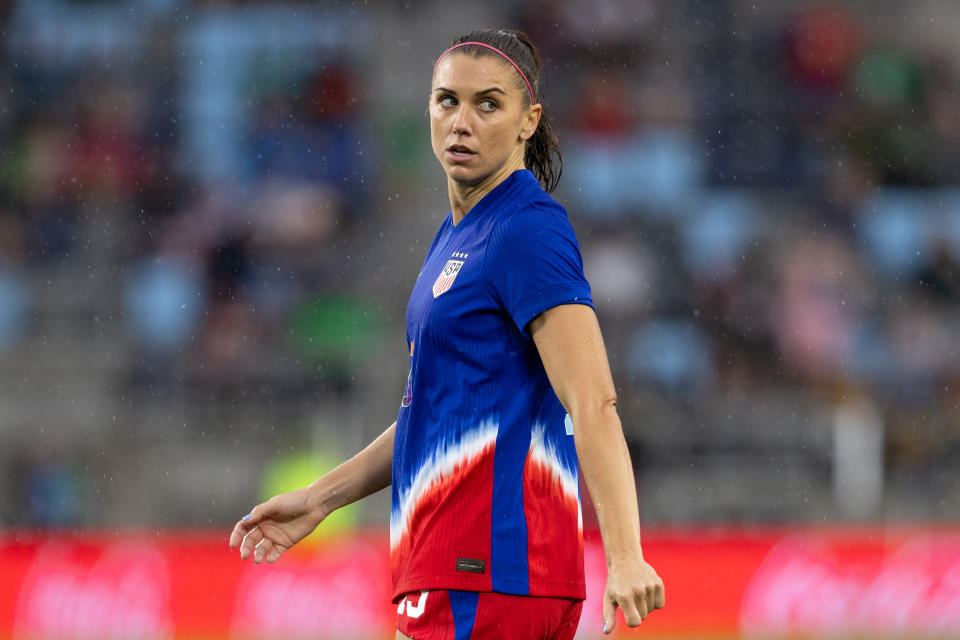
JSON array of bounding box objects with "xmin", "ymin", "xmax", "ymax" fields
[{"xmin": 452, "ymin": 105, "xmax": 472, "ymax": 134}]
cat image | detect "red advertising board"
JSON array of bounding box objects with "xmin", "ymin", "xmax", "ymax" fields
[{"xmin": 2, "ymin": 527, "xmax": 959, "ymax": 639}]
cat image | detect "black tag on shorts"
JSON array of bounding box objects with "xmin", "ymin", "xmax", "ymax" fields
[{"xmin": 456, "ymin": 557, "xmax": 485, "ymax": 574}]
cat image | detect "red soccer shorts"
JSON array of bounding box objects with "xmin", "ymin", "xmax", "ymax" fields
[{"xmin": 396, "ymin": 589, "xmax": 583, "ymax": 640}]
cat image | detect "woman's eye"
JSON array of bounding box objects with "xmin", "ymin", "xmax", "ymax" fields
[
  {"xmin": 439, "ymin": 95, "xmax": 457, "ymax": 107},
  {"xmin": 479, "ymin": 99, "xmax": 497, "ymax": 112}
]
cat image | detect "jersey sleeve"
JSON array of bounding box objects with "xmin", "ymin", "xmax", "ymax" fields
[{"xmin": 485, "ymin": 203, "xmax": 594, "ymax": 334}]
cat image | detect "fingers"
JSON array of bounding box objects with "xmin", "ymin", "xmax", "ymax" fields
[
  {"xmin": 603, "ymin": 588, "xmax": 645, "ymax": 632},
  {"xmin": 251, "ymin": 536, "xmax": 288, "ymax": 564},
  {"xmin": 229, "ymin": 509, "xmax": 261, "ymax": 548},
  {"xmin": 652, "ymin": 579, "xmax": 666, "ymax": 610},
  {"xmin": 228, "ymin": 519, "xmax": 247, "ymax": 549},
  {"xmin": 239, "ymin": 527, "xmax": 264, "ymax": 561},
  {"xmin": 603, "ymin": 559, "xmax": 665, "ymax": 632},
  {"xmin": 636, "ymin": 592, "xmax": 649, "ymax": 621},
  {"xmin": 253, "ymin": 537, "xmax": 273, "ymax": 563},
  {"xmin": 616, "ymin": 590, "xmax": 644, "ymax": 627},
  {"xmin": 264, "ymin": 540, "xmax": 287, "ymax": 564},
  {"xmin": 229, "ymin": 497, "xmax": 297, "ymax": 564},
  {"xmin": 234, "ymin": 528, "xmax": 288, "ymax": 564},
  {"xmin": 607, "ymin": 582, "xmax": 664, "ymax": 630},
  {"xmin": 237, "ymin": 528, "xmax": 288, "ymax": 563},
  {"xmin": 602, "ymin": 592, "xmax": 616, "ymax": 634}
]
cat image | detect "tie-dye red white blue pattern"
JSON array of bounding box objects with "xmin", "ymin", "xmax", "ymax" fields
[
  {"xmin": 523, "ymin": 426, "xmax": 584, "ymax": 588},
  {"xmin": 392, "ymin": 170, "xmax": 593, "ymax": 602},
  {"xmin": 390, "ymin": 420, "xmax": 499, "ymax": 552}
]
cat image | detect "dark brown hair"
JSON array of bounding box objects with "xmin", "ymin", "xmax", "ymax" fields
[{"xmin": 436, "ymin": 29, "xmax": 563, "ymax": 193}]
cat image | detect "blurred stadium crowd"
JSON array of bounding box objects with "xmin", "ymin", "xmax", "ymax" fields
[{"xmin": 1, "ymin": 0, "xmax": 958, "ymax": 529}]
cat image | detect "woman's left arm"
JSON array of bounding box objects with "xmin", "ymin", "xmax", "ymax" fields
[{"xmin": 530, "ymin": 303, "xmax": 665, "ymax": 634}]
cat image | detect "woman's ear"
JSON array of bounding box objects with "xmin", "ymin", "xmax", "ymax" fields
[{"xmin": 519, "ymin": 103, "xmax": 542, "ymax": 141}]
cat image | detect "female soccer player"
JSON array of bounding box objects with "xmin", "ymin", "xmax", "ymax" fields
[{"xmin": 230, "ymin": 29, "xmax": 664, "ymax": 639}]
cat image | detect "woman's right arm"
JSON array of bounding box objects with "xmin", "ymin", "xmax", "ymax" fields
[{"xmin": 229, "ymin": 421, "xmax": 395, "ymax": 563}]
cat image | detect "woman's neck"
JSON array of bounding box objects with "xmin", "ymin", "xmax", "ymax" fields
[{"xmin": 448, "ymin": 152, "xmax": 526, "ymax": 226}]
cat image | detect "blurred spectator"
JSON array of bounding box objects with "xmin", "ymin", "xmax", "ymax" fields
[
  {"xmin": 249, "ymin": 61, "xmax": 373, "ymax": 218},
  {"xmin": 287, "ymin": 294, "xmax": 384, "ymax": 397},
  {"xmin": 681, "ymin": 189, "xmax": 759, "ymax": 281},
  {"xmin": 771, "ymin": 235, "xmax": 867, "ymax": 379},
  {"xmin": 914, "ymin": 239, "xmax": 960, "ymax": 302},
  {"xmin": 11, "ymin": 444, "xmax": 86, "ymax": 528},
  {"xmin": 628, "ymin": 318, "xmax": 713, "ymax": 395},
  {"xmin": 573, "ymin": 70, "xmax": 634, "ymax": 139},
  {"xmin": 858, "ymin": 188, "xmax": 929, "ymax": 278},
  {"xmin": 73, "ymin": 77, "xmax": 151, "ymax": 202},
  {"xmin": 784, "ymin": 5, "xmax": 863, "ymax": 94},
  {"xmin": 27, "ymin": 460, "xmax": 84, "ymax": 527},
  {"xmin": 0, "ymin": 214, "xmax": 30, "ymax": 350},
  {"xmin": 582, "ymin": 234, "xmax": 655, "ymax": 316},
  {"xmin": 888, "ymin": 295, "xmax": 958, "ymax": 394},
  {"xmin": 125, "ymin": 254, "xmax": 206, "ymax": 353}
]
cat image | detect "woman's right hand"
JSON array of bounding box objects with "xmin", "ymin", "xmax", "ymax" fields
[{"xmin": 228, "ymin": 487, "xmax": 326, "ymax": 564}]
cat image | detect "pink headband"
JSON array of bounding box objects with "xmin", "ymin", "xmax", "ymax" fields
[{"xmin": 434, "ymin": 41, "xmax": 535, "ymax": 103}]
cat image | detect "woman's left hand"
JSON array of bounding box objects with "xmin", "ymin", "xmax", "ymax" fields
[{"xmin": 602, "ymin": 554, "xmax": 665, "ymax": 633}]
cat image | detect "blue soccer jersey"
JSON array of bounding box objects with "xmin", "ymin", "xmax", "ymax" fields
[{"xmin": 391, "ymin": 169, "xmax": 594, "ymax": 601}]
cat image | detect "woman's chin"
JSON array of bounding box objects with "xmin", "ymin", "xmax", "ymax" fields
[{"xmin": 445, "ymin": 166, "xmax": 488, "ymax": 187}]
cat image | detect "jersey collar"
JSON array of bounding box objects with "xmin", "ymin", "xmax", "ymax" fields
[{"xmin": 449, "ymin": 169, "xmax": 536, "ymax": 231}]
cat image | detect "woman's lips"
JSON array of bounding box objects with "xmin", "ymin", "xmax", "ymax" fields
[{"xmin": 446, "ymin": 145, "xmax": 476, "ymax": 162}]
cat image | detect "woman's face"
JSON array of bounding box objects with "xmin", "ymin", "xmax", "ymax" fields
[{"xmin": 430, "ymin": 52, "xmax": 540, "ymax": 187}]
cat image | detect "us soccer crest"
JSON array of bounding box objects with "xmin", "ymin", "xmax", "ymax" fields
[{"xmin": 432, "ymin": 259, "xmax": 464, "ymax": 298}]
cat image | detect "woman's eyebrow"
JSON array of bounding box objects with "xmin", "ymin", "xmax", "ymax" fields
[{"xmin": 433, "ymin": 86, "xmax": 507, "ymax": 96}]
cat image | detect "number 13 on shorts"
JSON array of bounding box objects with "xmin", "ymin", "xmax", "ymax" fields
[{"xmin": 397, "ymin": 590, "xmax": 429, "ymax": 619}]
